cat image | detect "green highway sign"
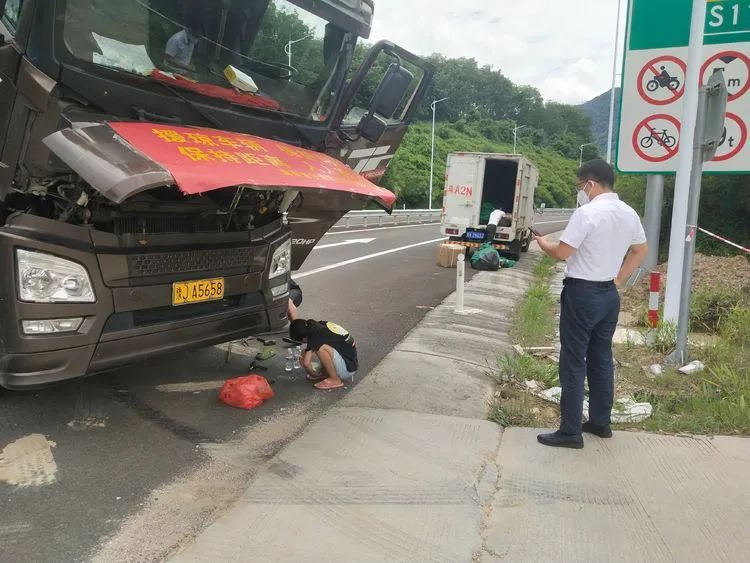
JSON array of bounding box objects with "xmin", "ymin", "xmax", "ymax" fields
[
  {"xmin": 705, "ymin": 1, "xmax": 750, "ymax": 43},
  {"xmin": 629, "ymin": 0, "xmax": 750, "ymax": 50},
  {"xmin": 617, "ymin": 0, "xmax": 750, "ymax": 174}
]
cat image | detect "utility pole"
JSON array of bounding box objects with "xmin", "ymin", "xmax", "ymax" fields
[
  {"xmin": 429, "ymin": 97, "xmax": 449, "ymax": 210},
  {"xmin": 663, "ymin": 0, "xmax": 707, "ymax": 325},
  {"xmin": 513, "ymin": 124, "xmax": 527, "ymax": 154}
]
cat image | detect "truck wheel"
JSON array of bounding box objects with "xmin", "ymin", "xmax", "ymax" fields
[
  {"xmin": 506, "ymin": 241, "xmax": 522, "ymax": 261},
  {"xmin": 521, "ymin": 235, "xmax": 531, "ymax": 252}
]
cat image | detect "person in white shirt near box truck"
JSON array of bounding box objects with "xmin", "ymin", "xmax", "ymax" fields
[{"xmin": 534, "ymin": 159, "xmax": 649, "ymax": 449}]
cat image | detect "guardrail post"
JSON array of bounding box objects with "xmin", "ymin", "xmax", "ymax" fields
[
  {"xmin": 378, "ymin": 215, "xmax": 383, "ymax": 226},
  {"xmin": 363, "ymin": 216, "xmax": 368, "ymax": 228}
]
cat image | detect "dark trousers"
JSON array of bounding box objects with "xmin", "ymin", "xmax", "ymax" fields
[{"xmin": 558, "ymin": 279, "xmax": 620, "ymax": 436}]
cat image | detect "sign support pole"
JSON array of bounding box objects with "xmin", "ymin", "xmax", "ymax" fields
[
  {"xmin": 662, "ymin": 0, "xmax": 707, "ymax": 324},
  {"xmin": 642, "ymin": 174, "xmax": 665, "ymax": 272},
  {"xmin": 672, "ymin": 87, "xmax": 708, "ymax": 364}
]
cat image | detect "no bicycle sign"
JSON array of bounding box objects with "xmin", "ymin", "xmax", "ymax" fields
[{"xmin": 617, "ymin": 0, "xmax": 750, "ymax": 174}]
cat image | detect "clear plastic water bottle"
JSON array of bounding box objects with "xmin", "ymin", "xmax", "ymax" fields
[
  {"xmin": 292, "ymin": 350, "xmax": 301, "ymax": 371},
  {"xmin": 284, "ymin": 349, "xmax": 293, "ymax": 372}
]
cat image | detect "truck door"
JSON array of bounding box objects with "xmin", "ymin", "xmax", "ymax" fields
[
  {"xmin": 441, "ymin": 154, "xmax": 483, "ymax": 236},
  {"xmin": 332, "ymin": 41, "xmax": 433, "ymax": 185},
  {"xmin": 0, "ymin": 2, "xmax": 23, "ymax": 156}
]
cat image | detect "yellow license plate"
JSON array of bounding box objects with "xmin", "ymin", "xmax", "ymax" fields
[{"xmin": 172, "ymin": 278, "xmax": 224, "ymax": 306}]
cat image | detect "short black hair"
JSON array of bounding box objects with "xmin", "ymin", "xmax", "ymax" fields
[
  {"xmin": 289, "ymin": 319, "xmax": 309, "ymax": 342},
  {"xmin": 577, "ymin": 158, "xmax": 615, "ymax": 189}
]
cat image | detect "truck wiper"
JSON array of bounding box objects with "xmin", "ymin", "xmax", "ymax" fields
[{"xmin": 147, "ymin": 78, "xmax": 224, "ymax": 129}]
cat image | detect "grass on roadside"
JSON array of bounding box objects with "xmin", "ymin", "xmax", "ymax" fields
[
  {"xmin": 513, "ymin": 255, "xmax": 558, "ymax": 348},
  {"xmin": 615, "ymin": 297, "xmax": 750, "ymax": 435},
  {"xmin": 491, "ymin": 254, "xmax": 560, "ymax": 428}
]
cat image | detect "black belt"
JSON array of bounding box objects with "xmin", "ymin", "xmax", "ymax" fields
[{"xmin": 563, "ymin": 277, "xmax": 615, "ymax": 289}]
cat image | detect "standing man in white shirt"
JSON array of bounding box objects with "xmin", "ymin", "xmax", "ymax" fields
[{"xmin": 534, "ymin": 159, "xmax": 648, "ymax": 449}]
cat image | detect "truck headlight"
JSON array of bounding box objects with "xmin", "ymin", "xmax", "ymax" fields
[
  {"xmin": 269, "ymin": 241, "xmax": 292, "ymax": 280},
  {"xmin": 17, "ymin": 250, "xmax": 95, "ymax": 303}
]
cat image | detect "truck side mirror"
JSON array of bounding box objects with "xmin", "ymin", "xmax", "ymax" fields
[{"xmin": 357, "ymin": 63, "xmax": 414, "ymax": 143}]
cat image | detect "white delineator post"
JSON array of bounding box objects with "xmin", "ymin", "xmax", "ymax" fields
[
  {"xmin": 648, "ymin": 271, "xmax": 661, "ymax": 328},
  {"xmin": 663, "ymin": 0, "xmax": 707, "ymax": 324},
  {"xmin": 455, "ymin": 254, "xmax": 465, "ymax": 313}
]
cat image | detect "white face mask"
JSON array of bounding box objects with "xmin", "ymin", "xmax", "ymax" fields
[{"xmin": 577, "ymin": 181, "xmax": 592, "ymax": 206}]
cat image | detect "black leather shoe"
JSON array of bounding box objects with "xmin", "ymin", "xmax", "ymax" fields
[
  {"xmin": 537, "ymin": 431, "xmax": 583, "ymax": 449},
  {"xmin": 582, "ymin": 422, "xmax": 613, "ymax": 438}
]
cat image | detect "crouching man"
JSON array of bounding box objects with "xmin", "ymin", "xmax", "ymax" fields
[{"xmin": 289, "ymin": 319, "xmax": 358, "ymax": 390}]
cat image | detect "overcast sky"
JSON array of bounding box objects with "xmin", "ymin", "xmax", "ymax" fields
[{"xmin": 368, "ymin": 0, "xmax": 628, "ymax": 105}]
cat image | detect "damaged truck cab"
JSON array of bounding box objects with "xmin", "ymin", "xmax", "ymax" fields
[{"xmin": 0, "ymin": 0, "xmax": 432, "ymax": 388}]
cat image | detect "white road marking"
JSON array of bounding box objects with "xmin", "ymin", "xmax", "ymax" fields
[
  {"xmin": 313, "ymin": 238, "xmax": 376, "ymax": 250},
  {"xmin": 296, "ymin": 237, "xmax": 447, "ymax": 279},
  {"xmin": 325, "ymin": 222, "xmax": 440, "ymax": 236}
]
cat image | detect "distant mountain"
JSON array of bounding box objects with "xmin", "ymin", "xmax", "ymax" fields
[{"xmin": 580, "ymin": 88, "xmax": 621, "ymax": 157}]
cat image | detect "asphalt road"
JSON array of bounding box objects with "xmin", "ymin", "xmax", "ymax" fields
[
  {"xmin": 0, "ymin": 215, "xmax": 570, "ymax": 563},
  {"xmin": 0, "ymin": 222, "xmax": 458, "ymax": 563}
]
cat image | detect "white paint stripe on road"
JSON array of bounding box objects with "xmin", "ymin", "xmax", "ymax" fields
[
  {"xmin": 325, "ymin": 222, "xmax": 440, "ymax": 236},
  {"xmin": 534, "ymin": 220, "xmax": 569, "ymax": 225},
  {"xmin": 313, "ymin": 238, "xmax": 376, "ymax": 250},
  {"xmin": 296, "ymin": 237, "xmax": 447, "ymax": 279}
]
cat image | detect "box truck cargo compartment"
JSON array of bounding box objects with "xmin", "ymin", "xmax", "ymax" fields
[{"xmin": 481, "ymin": 159, "xmax": 518, "ymax": 223}]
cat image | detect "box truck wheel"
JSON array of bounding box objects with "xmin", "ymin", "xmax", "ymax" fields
[
  {"xmin": 506, "ymin": 240, "xmax": 522, "ymax": 261},
  {"xmin": 521, "ymin": 233, "xmax": 532, "ymax": 252}
]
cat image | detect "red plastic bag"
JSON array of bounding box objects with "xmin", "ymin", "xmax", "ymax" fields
[{"xmin": 219, "ymin": 375, "xmax": 275, "ymax": 410}]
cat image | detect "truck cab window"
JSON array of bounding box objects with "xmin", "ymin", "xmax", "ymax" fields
[
  {"xmin": 3, "ymin": 0, "xmax": 23, "ymax": 29},
  {"xmin": 59, "ymin": 0, "xmax": 354, "ymax": 121}
]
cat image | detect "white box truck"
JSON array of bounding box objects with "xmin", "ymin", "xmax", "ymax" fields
[{"xmin": 440, "ymin": 153, "xmax": 539, "ymax": 260}]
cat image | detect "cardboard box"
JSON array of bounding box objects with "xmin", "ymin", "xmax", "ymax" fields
[
  {"xmin": 224, "ymin": 65, "xmax": 259, "ymax": 93},
  {"xmin": 437, "ymin": 243, "xmax": 465, "ymax": 268}
]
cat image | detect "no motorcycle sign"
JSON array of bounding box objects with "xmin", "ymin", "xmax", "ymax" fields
[{"xmin": 617, "ymin": 0, "xmax": 750, "ymax": 174}]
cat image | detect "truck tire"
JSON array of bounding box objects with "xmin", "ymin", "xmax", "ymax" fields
[
  {"xmin": 502, "ymin": 240, "xmax": 522, "ymax": 262},
  {"xmin": 521, "ymin": 234, "xmax": 531, "ymax": 252}
]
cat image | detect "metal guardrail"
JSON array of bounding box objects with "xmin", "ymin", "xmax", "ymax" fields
[
  {"xmin": 333, "ymin": 208, "xmax": 574, "ymax": 229},
  {"xmin": 537, "ymin": 208, "xmax": 576, "ymax": 215},
  {"xmin": 333, "ymin": 209, "xmax": 442, "ymax": 229}
]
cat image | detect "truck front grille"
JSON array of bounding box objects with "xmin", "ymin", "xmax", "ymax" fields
[{"xmin": 128, "ymin": 247, "xmax": 254, "ymax": 277}]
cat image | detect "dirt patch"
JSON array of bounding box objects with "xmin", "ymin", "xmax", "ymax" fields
[
  {"xmin": 0, "ymin": 434, "xmax": 58, "ymax": 487},
  {"xmin": 621, "ymin": 254, "xmax": 750, "ymax": 322}
]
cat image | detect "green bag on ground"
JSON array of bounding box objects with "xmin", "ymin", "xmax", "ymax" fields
[{"xmin": 470, "ymin": 242, "xmax": 501, "ymax": 271}]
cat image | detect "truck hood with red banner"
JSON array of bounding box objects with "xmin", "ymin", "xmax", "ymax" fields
[{"xmin": 42, "ymin": 122, "xmax": 396, "ymax": 210}]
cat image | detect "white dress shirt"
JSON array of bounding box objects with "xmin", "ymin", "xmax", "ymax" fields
[{"xmin": 560, "ymin": 193, "xmax": 647, "ymax": 282}]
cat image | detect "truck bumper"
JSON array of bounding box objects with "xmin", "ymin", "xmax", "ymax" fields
[
  {"xmin": 447, "ymin": 239, "xmax": 512, "ymax": 251},
  {"xmin": 0, "ymin": 302, "xmax": 286, "ymax": 390},
  {"xmin": 0, "ymin": 216, "xmax": 289, "ymax": 390}
]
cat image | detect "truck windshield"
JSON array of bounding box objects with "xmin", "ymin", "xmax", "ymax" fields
[{"xmin": 61, "ymin": 0, "xmax": 356, "ymax": 120}]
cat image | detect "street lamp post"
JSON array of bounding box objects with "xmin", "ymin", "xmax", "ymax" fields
[
  {"xmin": 579, "ymin": 143, "xmax": 595, "ymax": 168},
  {"xmin": 429, "ymin": 97, "xmax": 449, "ymax": 210},
  {"xmin": 284, "ymin": 34, "xmax": 313, "ymax": 78},
  {"xmin": 513, "ymin": 125, "xmax": 527, "ymax": 154}
]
